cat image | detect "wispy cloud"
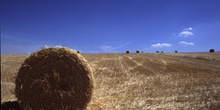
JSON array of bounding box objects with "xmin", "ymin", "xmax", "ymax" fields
[
  {"xmin": 102, "ymin": 41, "xmax": 122, "ymax": 45},
  {"xmin": 179, "ymin": 31, "xmax": 194, "ymax": 37},
  {"xmin": 185, "ymin": 27, "xmax": 193, "ymax": 30},
  {"xmin": 100, "ymin": 46, "xmax": 112, "ymax": 51},
  {"xmin": 178, "ymin": 41, "xmax": 195, "ymax": 45},
  {"xmin": 1, "ymin": 43, "xmax": 42, "ymax": 54},
  {"xmin": 2, "ymin": 34, "xmax": 36, "ymax": 44},
  {"xmin": 2, "ymin": 33, "xmax": 44, "ymax": 53},
  {"xmin": 151, "ymin": 43, "xmax": 172, "ymax": 48},
  {"xmin": 100, "ymin": 41, "xmax": 132, "ymax": 52}
]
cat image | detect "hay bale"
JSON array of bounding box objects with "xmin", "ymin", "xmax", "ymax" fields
[
  {"xmin": 175, "ymin": 50, "xmax": 178, "ymax": 53},
  {"xmin": 15, "ymin": 46, "xmax": 94, "ymax": 109},
  {"xmin": 210, "ymin": 49, "xmax": 215, "ymax": 53},
  {"xmin": 126, "ymin": 50, "xmax": 130, "ymax": 53},
  {"xmin": 141, "ymin": 51, "xmax": 144, "ymax": 53},
  {"xmin": 136, "ymin": 50, "xmax": 140, "ymax": 53},
  {"xmin": 77, "ymin": 50, "xmax": 80, "ymax": 53},
  {"xmin": 156, "ymin": 51, "xmax": 159, "ymax": 53},
  {"xmin": 161, "ymin": 51, "xmax": 163, "ymax": 53}
]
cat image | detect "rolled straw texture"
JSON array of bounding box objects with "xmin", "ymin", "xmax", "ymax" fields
[{"xmin": 15, "ymin": 46, "xmax": 94, "ymax": 109}]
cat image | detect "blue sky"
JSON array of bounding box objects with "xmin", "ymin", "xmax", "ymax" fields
[{"xmin": 1, "ymin": 0, "xmax": 220, "ymax": 54}]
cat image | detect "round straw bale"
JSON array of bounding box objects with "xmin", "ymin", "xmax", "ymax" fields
[
  {"xmin": 77, "ymin": 50, "xmax": 80, "ymax": 53},
  {"xmin": 210, "ymin": 49, "xmax": 215, "ymax": 53},
  {"xmin": 15, "ymin": 46, "xmax": 94, "ymax": 109},
  {"xmin": 175, "ymin": 50, "xmax": 178, "ymax": 53},
  {"xmin": 126, "ymin": 50, "xmax": 130, "ymax": 53},
  {"xmin": 156, "ymin": 51, "xmax": 159, "ymax": 53},
  {"xmin": 136, "ymin": 50, "xmax": 140, "ymax": 53},
  {"xmin": 161, "ymin": 51, "xmax": 163, "ymax": 53},
  {"xmin": 141, "ymin": 51, "xmax": 144, "ymax": 53}
]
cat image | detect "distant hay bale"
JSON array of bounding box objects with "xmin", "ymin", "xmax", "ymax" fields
[
  {"xmin": 126, "ymin": 50, "xmax": 130, "ymax": 53},
  {"xmin": 15, "ymin": 46, "xmax": 94, "ymax": 110},
  {"xmin": 175, "ymin": 50, "xmax": 178, "ymax": 53},
  {"xmin": 210, "ymin": 49, "xmax": 215, "ymax": 53},
  {"xmin": 141, "ymin": 51, "xmax": 144, "ymax": 53},
  {"xmin": 161, "ymin": 51, "xmax": 163, "ymax": 53},
  {"xmin": 136, "ymin": 50, "xmax": 140, "ymax": 53},
  {"xmin": 156, "ymin": 51, "xmax": 159, "ymax": 53},
  {"xmin": 77, "ymin": 50, "xmax": 80, "ymax": 53}
]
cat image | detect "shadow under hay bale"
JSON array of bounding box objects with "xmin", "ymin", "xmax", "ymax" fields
[
  {"xmin": 126, "ymin": 50, "xmax": 130, "ymax": 53},
  {"xmin": 1, "ymin": 101, "xmax": 21, "ymax": 110},
  {"xmin": 136, "ymin": 50, "xmax": 140, "ymax": 53},
  {"xmin": 15, "ymin": 46, "xmax": 94, "ymax": 110},
  {"xmin": 210, "ymin": 49, "xmax": 215, "ymax": 53}
]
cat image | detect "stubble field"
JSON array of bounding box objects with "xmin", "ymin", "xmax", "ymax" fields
[{"xmin": 1, "ymin": 52, "xmax": 220, "ymax": 109}]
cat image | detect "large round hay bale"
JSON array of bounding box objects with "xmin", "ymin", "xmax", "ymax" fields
[
  {"xmin": 156, "ymin": 51, "xmax": 159, "ymax": 53},
  {"xmin": 210, "ymin": 49, "xmax": 215, "ymax": 53},
  {"xmin": 161, "ymin": 51, "xmax": 163, "ymax": 53},
  {"xmin": 136, "ymin": 50, "xmax": 140, "ymax": 53},
  {"xmin": 141, "ymin": 51, "xmax": 144, "ymax": 53},
  {"xmin": 175, "ymin": 50, "xmax": 178, "ymax": 53},
  {"xmin": 126, "ymin": 50, "xmax": 130, "ymax": 53},
  {"xmin": 15, "ymin": 46, "xmax": 94, "ymax": 109}
]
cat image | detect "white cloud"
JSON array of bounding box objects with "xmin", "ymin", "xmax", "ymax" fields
[
  {"xmin": 179, "ymin": 31, "xmax": 193, "ymax": 37},
  {"xmin": 185, "ymin": 27, "xmax": 193, "ymax": 30},
  {"xmin": 151, "ymin": 43, "xmax": 172, "ymax": 48},
  {"xmin": 178, "ymin": 41, "xmax": 195, "ymax": 45}
]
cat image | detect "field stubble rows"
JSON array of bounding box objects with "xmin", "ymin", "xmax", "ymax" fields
[{"xmin": 1, "ymin": 52, "xmax": 220, "ymax": 109}]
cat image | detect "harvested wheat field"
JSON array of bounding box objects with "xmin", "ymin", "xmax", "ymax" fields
[{"xmin": 1, "ymin": 52, "xmax": 220, "ymax": 109}]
